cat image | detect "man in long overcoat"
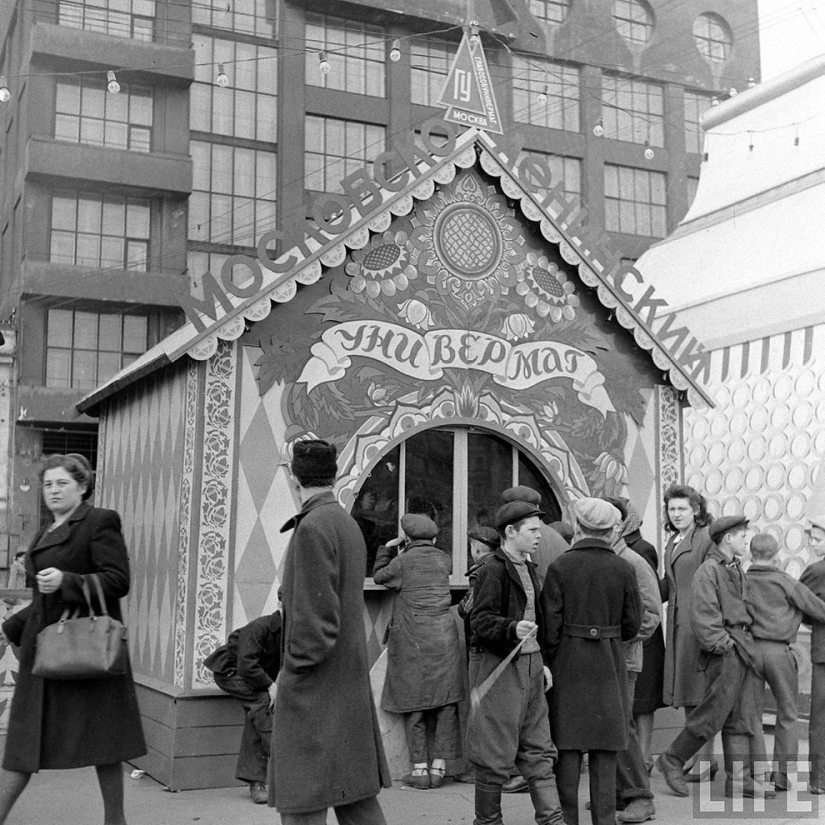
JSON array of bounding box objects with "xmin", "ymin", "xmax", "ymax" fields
[
  {"xmin": 541, "ymin": 498, "xmax": 642, "ymax": 825},
  {"xmin": 270, "ymin": 440, "xmax": 391, "ymax": 824}
]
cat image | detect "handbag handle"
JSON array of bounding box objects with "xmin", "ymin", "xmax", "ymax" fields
[{"xmin": 82, "ymin": 573, "xmax": 110, "ymax": 618}]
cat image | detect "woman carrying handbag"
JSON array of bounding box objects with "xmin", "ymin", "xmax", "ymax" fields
[{"xmin": 0, "ymin": 453, "xmax": 146, "ymax": 825}]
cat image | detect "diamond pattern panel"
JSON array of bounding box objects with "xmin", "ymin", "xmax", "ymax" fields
[{"xmin": 99, "ymin": 362, "xmax": 188, "ymax": 685}]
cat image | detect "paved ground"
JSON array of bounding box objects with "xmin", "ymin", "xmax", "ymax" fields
[{"xmin": 7, "ymin": 758, "xmax": 824, "ymax": 824}]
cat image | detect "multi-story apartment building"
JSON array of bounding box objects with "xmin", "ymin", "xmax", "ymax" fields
[{"xmin": 0, "ymin": 0, "xmax": 759, "ymax": 570}]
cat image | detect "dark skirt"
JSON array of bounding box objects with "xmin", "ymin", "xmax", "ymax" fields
[{"xmin": 634, "ymin": 625, "xmax": 665, "ymax": 715}]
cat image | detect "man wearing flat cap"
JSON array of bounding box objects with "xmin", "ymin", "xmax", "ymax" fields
[
  {"xmin": 501, "ymin": 486, "xmax": 568, "ymax": 584},
  {"xmin": 540, "ymin": 498, "xmax": 642, "ymax": 825},
  {"xmin": 271, "ymin": 440, "xmax": 390, "ymax": 824},
  {"xmin": 466, "ymin": 500, "xmax": 564, "ymax": 825},
  {"xmin": 800, "ymin": 514, "xmax": 825, "ymax": 793},
  {"xmin": 656, "ymin": 514, "xmax": 770, "ymax": 800},
  {"xmin": 373, "ymin": 513, "xmax": 465, "ymax": 790}
]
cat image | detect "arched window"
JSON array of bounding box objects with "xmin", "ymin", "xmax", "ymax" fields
[
  {"xmin": 693, "ymin": 14, "xmax": 733, "ymax": 63},
  {"xmin": 612, "ymin": 0, "xmax": 654, "ymax": 46},
  {"xmin": 353, "ymin": 426, "xmax": 562, "ymax": 582}
]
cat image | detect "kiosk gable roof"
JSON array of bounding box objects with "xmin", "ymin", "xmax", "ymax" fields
[{"xmin": 77, "ymin": 126, "xmax": 712, "ymax": 414}]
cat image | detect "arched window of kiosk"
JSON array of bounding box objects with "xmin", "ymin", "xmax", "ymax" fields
[{"xmin": 354, "ymin": 426, "xmax": 562, "ymax": 586}]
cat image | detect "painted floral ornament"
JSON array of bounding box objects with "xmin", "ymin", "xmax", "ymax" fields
[
  {"xmin": 501, "ymin": 313, "xmax": 535, "ymax": 342},
  {"xmin": 398, "ymin": 298, "xmax": 435, "ymax": 331},
  {"xmin": 345, "ymin": 231, "xmax": 417, "ymax": 298},
  {"xmin": 517, "ymin": 253, "xmax": 580, "ymax": 321}
]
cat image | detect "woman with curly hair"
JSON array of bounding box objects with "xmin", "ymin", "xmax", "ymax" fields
[{"xmin": 661, "ymin": 483, "xmax": 717, "ymax": 781}]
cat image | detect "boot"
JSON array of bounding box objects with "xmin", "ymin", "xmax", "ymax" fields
[
  {"xmin": 528, "ymin": 778, "xmax": 564, "ymax": 825},
  {"xmin": 474, "ymin": 781, "xmax": 504, "ymax": 825}
]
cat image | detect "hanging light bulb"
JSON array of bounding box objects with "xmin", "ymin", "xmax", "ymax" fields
[
  {"xmin": 0, "ymin": 76, "xmax": 10, "ymax": 103},
  {"xmin": 216, "ymin": 64, "xmax": 229, "ymax": 87},
  {"xmin": 318, "ymin": 51, "xmax": 331, "ymax": 76},
  {"xmin": 107, "ymin": 70, "xmax": 120, "ymax": 94},
  {"xmin": 389, "ymin": 39, "xmax": 401, "ymax": 62},
  {"xmin": 644, "ymin": 140, "xmax": 654, "ymax": 160},
  {"xmin": 593, "ymin": 118, "xmax": 604, "ymax": 137},
  {"xmin": 537, "ymin": 86, "xmax": 547, "ymax": 105},
  {"xmin": 729, "ymin": 87, "xmax": 738, "ymax": 96},
  {"xmin": 469, "ymin": 23, "xmax": 480, "ymax": 46},
  {"xmin": 711, "ymin": 97, "xmax": 719, "ymax": 106},
  {"xmin": 747, "ymin": 77, "xmax": 756, "ymax": 88}
]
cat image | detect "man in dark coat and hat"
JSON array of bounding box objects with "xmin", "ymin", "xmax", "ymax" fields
[
  {"xmin": 541, "ymin": 498, "xmax": 642, "ymax": 825},
  {"xmin": 270, "ymin": 439, "xmax": 391, "ymax": 824}
]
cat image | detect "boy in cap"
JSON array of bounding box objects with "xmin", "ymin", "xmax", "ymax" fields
[
  {"xmin": 501, "ymin": 487, "xmax": 567, "ymax": 585},
  {"xmin": 458, "ymin": 526, "xmax": 501, "ymax": 638},
  {"xmin": 800, "ymin": 514, "xmax": 825, "ymax": 793},
  {"xmin": 466, "ymin": 500, "xmax": 563, "ymax": 825},
  {"xmin": 541, "ymin": 498, "xmax": 642, "ymax": 825},
  {"xmin": 746, "ymin": 532, "xmax": 825, "ymax": 791},
  {"xmin": 373, "ymin": 513, "xmax": 465, "ymax": 790},
  {"xmin": 656, "ymin": 515, "xmax": 772, "ymax": 800}
]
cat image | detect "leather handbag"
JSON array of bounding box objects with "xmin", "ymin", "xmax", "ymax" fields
[{"xmin": 32, "ymin": 573, "xmax": 127, "ymax": 680}]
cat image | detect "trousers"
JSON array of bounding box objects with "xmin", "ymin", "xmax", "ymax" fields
[
  {"xmin": 404, "ymin": 703, "xmax": 461, "ymax": 763},
  {"xmin": 214, "ymin": 672, "xmax": 272, "ymax": 783},
  {"xmin": 810, "ymin": 661, "xmax": 825, "ymax": 787},
  {"xmin": 467, "ymin": 650, "xmax": 557, "ymax": 785},
  {"xmin": 279, "ymin": 795, "xmax": 386, "ymax": 825},
  {"xmin": 752, "ymin": 639, "xmax": 799, "ymax": 782},
  {"xmin": 556, "ymin": 750, "xmax": 617, "ymax": 825},
  {"xmin": 615, "ymin": 671, "xmax": 654, "ymax": 801}
]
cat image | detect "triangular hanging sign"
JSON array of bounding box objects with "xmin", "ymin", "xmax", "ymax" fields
[{"xmin": 437, "ymin": 29, "xmax": 504, "ymax": 135}]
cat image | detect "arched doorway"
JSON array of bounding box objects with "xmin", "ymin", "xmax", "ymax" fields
[{"xmin": 352, "ymin": 426, "xmax": 563, "ymax": 582}]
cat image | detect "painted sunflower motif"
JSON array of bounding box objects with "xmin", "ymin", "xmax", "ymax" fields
[
  {"xmin": 345, "ymin": 231, "xmax": 417, "ymax": 298},
  {"xmin": 516, "ymin": 253, "xmax": 580, "ymax": 321}
]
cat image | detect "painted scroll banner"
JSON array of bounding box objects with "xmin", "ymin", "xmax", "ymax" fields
[{"xmin": 297, "ymin": 320, "xmax": 616, "ymax": 416}]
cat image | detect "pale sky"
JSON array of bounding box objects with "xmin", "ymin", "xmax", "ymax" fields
[{"xmin": 759, "ymin": 0, "xmax": 825, "ymax": 79}]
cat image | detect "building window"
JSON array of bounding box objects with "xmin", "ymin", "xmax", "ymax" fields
[
  {"xmin": 604, "ymin": 164, "xmax": 666, "ymax": 237},
  {"xmin": 353, "ymin": 427, "xmax": 561, "ymax": 579},
  {"xmin": 612, "ymin": 0, "xmax": 653, "ymax": 45},
  {"xmin": 46, "ymin": 308, "xmax": 148, "ymax": 390},
  {"xmin": 410, "ymin": 38, "xmax": 455, "ymax": 107},
  {"xmin": 58, "ymin": 0, "xmax": 155, "ymax": 41},
  {"xmin": 513, "ymin": 58, "xmax": 580, "ymax": 131},
  {"xmin": 55, "ymin": 77, "xmax": 152, "ymax": 152},
  {"xmin": 517, "ymin": 150, "xmax": 581, "ymax": 207},
  {"xmin": 191, "ymin": 35, "xmax": 278, "ymax": 141},
  {"xmin": 693, "ymin": 14, "xmax": 733, "ymax": 63},
  {"xmin": 529, "ymin": 0, "xmax": 571, "ymax": 24},
  {"xmin": 683, "ymin": 91, "xmax": 713, "ymax": 154},
  {"xmin": 50, "ymin": 192, "xmax": 150, "ymax": 270},
  {"xmin": 189, "ymin": 141, "xmax": 277, "ymax": 246},
  {"xmin": 305, "ymin": 13, "xmax": 385, "ymax": 98},
  {"xmin": 305, "ymin": 116, "xmax": 385, "ymax": 192},
  {"xmin": 191, "ymin": 0, "xmax": 277, "ymax": 37},
  {"xmin": 601, "ymin": 75, "xmax": 664, "ymax": 146}
]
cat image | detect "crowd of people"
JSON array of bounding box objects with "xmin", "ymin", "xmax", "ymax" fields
[{"xmin": 4, "ymin": 445, "xmax": 825, "ymax": 825}]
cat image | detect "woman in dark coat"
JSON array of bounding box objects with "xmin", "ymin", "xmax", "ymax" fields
[
  {"xmin": 0, "ymin": 454, "xmax": 145, "ymax": 825},
  {"xmin": 373, "ymin": 513, "xmax": 465, "ymax": 789},
  {"xmin": 623, "ymin": 504, "xmax": 665, "ymax": 774},
  {"xmin": 660, "ymin": 483, "xmax": 716, "ymax": 779}
]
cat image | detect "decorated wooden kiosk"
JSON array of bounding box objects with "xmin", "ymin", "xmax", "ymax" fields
[{"xmin": 76, "ymin": 116, "xmax": 712, "ymax": 788}]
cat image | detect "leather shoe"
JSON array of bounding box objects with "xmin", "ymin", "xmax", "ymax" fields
[
  {"xmin": 655, "ymin": 752, "xmax": 689, "ymax": 797},
  {"xmin": 502, "ymin": 775, "xmax": 529, "ymax": 793},
  {"xmin": 616, "ymin": 798, "xmax": 656, "ymax": 823},
  {"xmin": 429, "ymin": 768, "xmax": 446, "ymax": 789},
  {"xmin": 770, "ymin": 772, "xmax": 789, "ymax": 791},
  {"xmin": 724, "ymin": 784, "xmax": 777, "ymax": 799},
  {"xmin": 402, "ymin": 772, "xmax": 431, "ymax": 790},
  {"xmin": 249, "ymin": 781, "xmax": 268, "ymax": 804},
  {"xmin": 809, "ymin": 784, "xmax": 825, "ymax": 794}
]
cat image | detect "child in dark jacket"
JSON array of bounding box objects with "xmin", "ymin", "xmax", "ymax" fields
[{"xmin": 746, "ymin": 533, "xmax": 825, "ymax": 791}]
